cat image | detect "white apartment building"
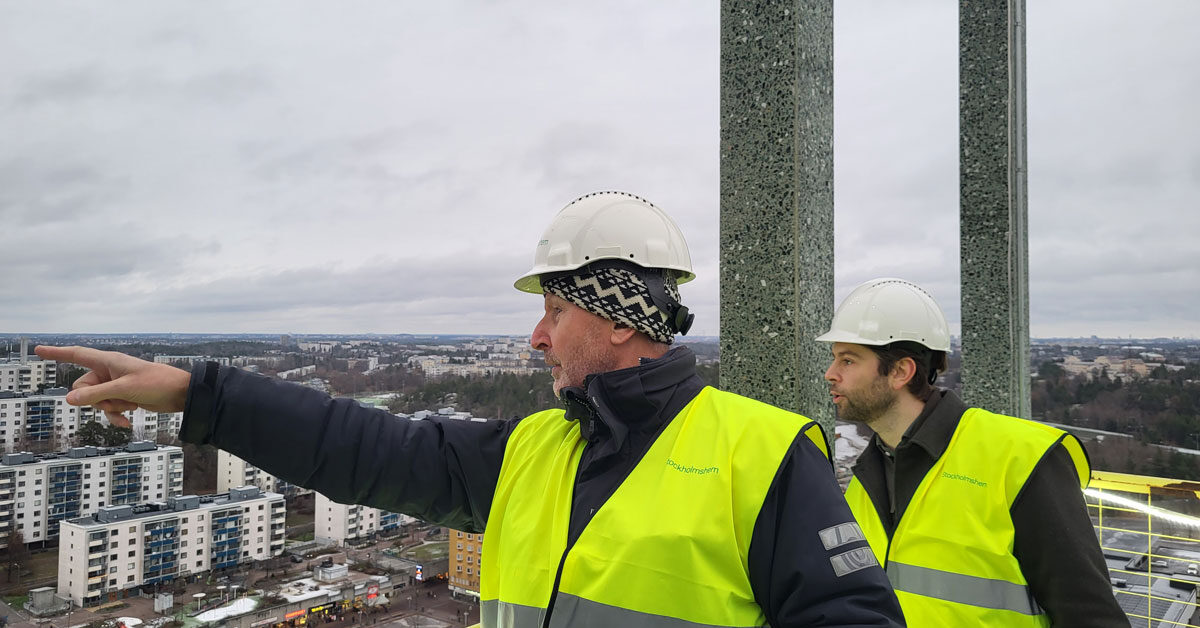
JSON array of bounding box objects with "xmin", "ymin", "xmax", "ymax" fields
[
  {"xmin": 0, "ymin": 389, "xmax": 96, "ymax": 452},
  {"xmin": 217, "ymin": 450, "xmax": 306, "ymax": 497},
  {"xmin": 127, "ymin": 408, "xmax": 184, "ymax": 443},
  {"xmin": 58, "ymin": 486, "xmax": 286, "ymax": 606},
  {"xmin": 314, "ymin": 492, "xmax": 409, "ymax": 547},
  {"xmin": 152, "ymin": 355, "xmax": 231, "ymax": 367},
  {"xmin": 0, "ymin": 442, "xmax": 184, "ymax": 547},
  {"xmin": 0, "ymin": 390, "xmax": 181, "ymax": 452},
  {"xmin": 0, "ymin": 358, "xmax": 56, "ymax": 393}
]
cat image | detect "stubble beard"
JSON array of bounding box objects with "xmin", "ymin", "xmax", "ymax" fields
[
  {"xmin": 550, "ymin": 338, "xmax": 618, "ymax": 398},
  {"xmin": 837, "ymin": 376, "xmax": 899, "ymax": 426}
]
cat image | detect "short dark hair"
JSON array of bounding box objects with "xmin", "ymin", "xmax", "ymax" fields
[{"xmin": 868, "ymin": 341, "xmax": 948, "ymax": 401}]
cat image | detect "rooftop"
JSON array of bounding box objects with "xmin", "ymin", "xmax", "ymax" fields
[{"xmin": 66, "ymin": 486, "xmax": 281, "ymax": 527}]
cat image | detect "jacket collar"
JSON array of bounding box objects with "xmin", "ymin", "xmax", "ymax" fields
[
  {"xmin": 869, "ymin": 388, "xmax": 968, "ymax": 462},
  {"xmin": 559, "ymin": 346, "xmax": 700, "ymax": 449}
]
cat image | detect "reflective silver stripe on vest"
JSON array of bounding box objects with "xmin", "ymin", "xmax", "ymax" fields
[
  {"xmin": 546, "ymin": 593, "xmax": 765, "ymax": 628},
  {"xmin": 481, "ymin": 599, "xmax": 546, "ymax": 628},
  {"xmin": 887, "ymin": 561, "xmax": 1044, "ymax": 616}
]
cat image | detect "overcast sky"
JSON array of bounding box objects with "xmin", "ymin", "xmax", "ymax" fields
[{"xmin": 1, "ymin": 1, "xmax": 1196, "ymax": 338}]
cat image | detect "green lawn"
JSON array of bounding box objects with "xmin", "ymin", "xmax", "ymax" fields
[
  {"xmin": 402, "ymin": 542, "xmax": 448, "ymax": 562},
  {"xmin": 285, "ymin": 510, "xmax": 314, "ymax": 527}
]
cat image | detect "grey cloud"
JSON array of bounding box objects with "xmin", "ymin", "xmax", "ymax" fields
[
  {"xmin": 13, "ymin": 67, "xmax": 105, "ymax": 106},
  {"xmin": 0, "ymin": 162, "xmax": 131, "ymax": 226},
  {"xmin": 12, "ymin": 65, "xmax": 270, "ymax": 108}
]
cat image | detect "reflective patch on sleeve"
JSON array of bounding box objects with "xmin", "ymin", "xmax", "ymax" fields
[
  {"xmin": 830, "ymin": 547, "xmax": 879, "ymax": 577},
  {"xmin": 818, "ymin": 521, "xmax": 866, "ymax": 550}
]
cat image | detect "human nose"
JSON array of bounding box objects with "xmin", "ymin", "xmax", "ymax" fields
[
  {"xmin": 824, "ymin": 361, "xmax": 838, "ymax": 384},
  {"xmin": 530, "ymin": 317, "xmax": 550, "ymax": 352}
]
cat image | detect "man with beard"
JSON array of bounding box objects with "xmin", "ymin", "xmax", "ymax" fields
[
  {"xmin": 40, "ymin": 192, "xmax": 905, "ymax": 627},
  {"xmin": 817, "ymin": 278, "xmax": 1127, "ymax": 627}
]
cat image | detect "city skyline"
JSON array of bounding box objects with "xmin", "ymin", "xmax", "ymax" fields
[{"xmin": 2, "ymin": 1, "xmax": 1197, "ymax": 338}]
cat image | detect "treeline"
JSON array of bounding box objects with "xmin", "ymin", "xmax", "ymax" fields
[
  {"xmin": 388, "ymin": 372, "xmax": 558, "ymax": 419},
  {"xmin": 321, "ymin": 364, "xmax": 425, "ymax": 396},
  {"xmin": 1033, "ymin": 361, "xmax": 1200, "ymax": 478},
  {"xmin": 384, "ymin": 362, "xmax": 720, "ymax": 420}
]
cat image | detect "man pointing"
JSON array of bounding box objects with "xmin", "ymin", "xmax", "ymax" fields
[{"xmin": 43, "ymin": 192, "xmax": 904, "ymax": 627}]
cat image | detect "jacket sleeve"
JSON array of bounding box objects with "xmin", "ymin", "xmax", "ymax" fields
[
  {"xmin": 1012, "ymin": 443, "xmax": 1128, "ymax": 627},
  {"xmin": 179, "ymin": 362, "xmax": 519, "ymax": 533},
  {"xmin": 748, "ymin": 429, "xmax": 906, "ymax": 627}
]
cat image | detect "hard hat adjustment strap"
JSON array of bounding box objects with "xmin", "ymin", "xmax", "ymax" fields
[{"xmin": 641, "ymin": 269, "xmax": 694, "ymax": 336}]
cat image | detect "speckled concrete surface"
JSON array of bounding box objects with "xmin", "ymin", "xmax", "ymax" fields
[
  {"xmin": 959, "ymin": 0, "xmax": 1032, "ymax": 418},
  {"xmin": 719, "ymin": 0, "xmax": 835, "ymax": 435}
]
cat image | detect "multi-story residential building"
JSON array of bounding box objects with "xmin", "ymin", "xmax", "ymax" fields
[
  {"xmin": 0, "ymin": 358, "xmax": 56, "ymax": 393},
  {"xmin": 314, "ymin": 493, "xmax": 408, "ymax": 547},
  {"xmin": 0, "ymin": 389, "xmax": 96, "ymax": 452},
  {"xmin": 58, "ymin": 486, "xmax": 286, "ymax": 606},
  {"xmin": 448, "ymin": 528, "xmax": 482, "ymax": 601},
  {"xmin": 126, "ymin": 408, "xmax": 184, "ymax": 443},
  {"xmin": 0, "ymin": 390, "xmax": 181, "ymax": 452},
  {"xmin": 216, "ymin": 450, "xmax": 306, "ymax": 497},
  {"xmin": 0, "ymin": 442, "xmax": 183, "ymax": 547},
  {"xmin": 152, "ymin": 355, "xmax": 231, "ymax": 367}
]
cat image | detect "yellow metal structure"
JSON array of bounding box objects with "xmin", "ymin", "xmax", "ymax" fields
[{"xmin": 1088, "ymin": 470, "xmax": 1200, "ymax": 627}]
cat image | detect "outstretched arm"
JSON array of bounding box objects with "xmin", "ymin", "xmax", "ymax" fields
[{"xmin": 181, "ymin": 361, "xmax": 518, "ymax": 532}]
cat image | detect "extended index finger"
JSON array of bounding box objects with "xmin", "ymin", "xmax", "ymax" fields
[{"xmin": 34, "ymin": 345, "xmax": 112, "ymax": 370}]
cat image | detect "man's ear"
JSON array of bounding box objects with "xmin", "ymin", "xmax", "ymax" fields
[
  {"xmin": 889, "ymin": 356, "xmax": 918, "ymax": 391},
  {"xmin": 610, "ymin": 322, "xmax": 638, "ymax": 345}
]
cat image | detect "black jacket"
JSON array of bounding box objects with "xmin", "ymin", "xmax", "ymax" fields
[
  {"xmin": 851, "ymin": 390, "xmax": 1127, "ymax": 627},
  {"xmin": 181, "ymin": 346, "xmax": 905, "ymax": 627}
]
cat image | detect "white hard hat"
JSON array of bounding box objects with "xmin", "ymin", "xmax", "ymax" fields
[
  {"xmin": 815, "ymin": 278, "xmax": 951, "ymax": 352},
  {"xmin": 513, "ymin": 191, "xmax": 695, "ymax": 294}
]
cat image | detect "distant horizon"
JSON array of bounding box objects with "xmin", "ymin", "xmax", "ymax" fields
[{"xmin": 2, "ymin": 332, "xmax": 1197, "ymax": 343}]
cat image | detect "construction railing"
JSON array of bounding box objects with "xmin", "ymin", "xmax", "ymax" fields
[{"xmin": 1088, "ymin": 470, "xmax": 1200, "ymax": 627}]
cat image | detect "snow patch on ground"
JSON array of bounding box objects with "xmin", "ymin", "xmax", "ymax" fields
[{"xmin": 194, "ymin": 598, "xmax": 259, "ymax": 622}]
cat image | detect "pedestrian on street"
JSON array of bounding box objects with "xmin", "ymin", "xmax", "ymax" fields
[
  {"xmin": 816, "ymin": 278, "xmax": 1127, "ymax": 626},
  {"xmin": 40, "ymin": 192, "xmax": 904, "ymax": 627}
]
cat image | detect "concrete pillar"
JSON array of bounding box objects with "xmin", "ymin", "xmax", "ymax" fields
[
  {"xmin": 959, "ymin": 0, "xmax": 1031, "ymax": 418},
  {"xmin": 719, "ymin": 0, "xmax": 835, "ymax": 434}
]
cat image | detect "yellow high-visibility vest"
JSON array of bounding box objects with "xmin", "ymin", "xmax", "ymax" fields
[
  {"xmin": 478, "ymin": 386, "xmax": 828, "ymax": 628},
  {"xmin": 845, "ymin": 408, "xmax": 1090, "ymax": 627}
]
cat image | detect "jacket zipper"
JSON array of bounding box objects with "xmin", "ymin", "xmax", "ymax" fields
[{"xmin": 542, "ymin": 543, "xmax": 574, "ymax": 628}]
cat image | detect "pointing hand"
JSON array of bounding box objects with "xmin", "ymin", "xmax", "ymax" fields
[{"xmin": 34, "ymin": 345, "xmax": 191, "ymax": 428}]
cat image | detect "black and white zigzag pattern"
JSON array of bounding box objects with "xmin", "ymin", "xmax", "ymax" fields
[{"xmin": 543, "ymin": 267, "xmax": 678, "ymax": 344}]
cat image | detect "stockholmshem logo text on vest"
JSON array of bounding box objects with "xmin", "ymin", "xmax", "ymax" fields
[
  {"xmin": 941, "ymin": 470, "xmax": 987, "ymax": 487},
  {"xmin": 666, "ymin": 458, "xmax": 719, "ymax": 475}
]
